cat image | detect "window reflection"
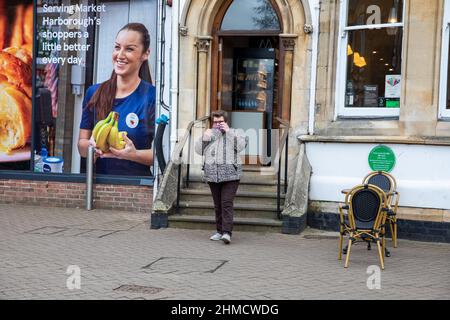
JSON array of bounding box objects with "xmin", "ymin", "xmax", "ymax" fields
[
  {"xmin": 221, "ymin": 0, "xmax": 280, "ymax": 31},
  {"xmin": 345, "ymin": 29, "xmax": 402, "ymax": 108},
  {"xmin": 348, "ymin": 0, "xmax": 403, "ymax": 26}
]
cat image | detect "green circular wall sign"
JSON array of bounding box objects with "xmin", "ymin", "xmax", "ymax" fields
[{"xmin": 368, "ymin": 145, "xmax": 396, "ymax": 172}]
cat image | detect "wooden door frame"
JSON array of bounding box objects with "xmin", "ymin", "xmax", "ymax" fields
[{"xmin": 210, "ymin": 0, "xmax": 284, "ymax": 116}]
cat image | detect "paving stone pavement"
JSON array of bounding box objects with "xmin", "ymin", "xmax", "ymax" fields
[{"xmin": 1, "ymin": 204, "xmax": 449, "ymax": 300}]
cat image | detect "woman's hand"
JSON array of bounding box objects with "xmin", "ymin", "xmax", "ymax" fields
[
  {"xmin": 96, "ymin": 133, "xmax": 153, "ymax": 166},
  {"xmin": 219, "ymin": 122, "xmax": 230, "ymax": 133},
  {"xmin": 87, "ymin": 135, "xmax": 102, "ymax": 161},
  {"xmin": 107, "ymin": 133, "xmax": 136, "ymax": 160}
]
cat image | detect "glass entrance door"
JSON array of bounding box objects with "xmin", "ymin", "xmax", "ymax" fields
[
  {"xmin": 217, "ymin": 37, "xmax": 278, "ymax": 165},
  {"xmin": 233, "ymin": 48, "xmax": 275, "ymax": 127}
]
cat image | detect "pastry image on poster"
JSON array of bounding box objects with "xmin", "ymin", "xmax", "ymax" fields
[{"xmin": 0, "ymin": 0, "xmax": 33, "ymax": 164}]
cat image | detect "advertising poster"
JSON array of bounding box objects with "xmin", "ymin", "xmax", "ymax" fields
[
  {"xmin": 385, "ymin": 74, "xmax": 401, "ymax": 98},
  {"xmin": 34, "ymin": 0, "xmax": 157, "ymax": 176},
  {"xmin": 363, "ymin": 85, "xmax": 378, "ymax": 107},
  {"xmin": 0, "ymin": 0, "xmax": 33, "ymax": 170}
]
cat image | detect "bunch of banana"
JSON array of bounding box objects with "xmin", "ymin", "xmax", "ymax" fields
[
  {"xmin": 108, "ymin": 114, "xmax": 127, "ymax": 150},
  {"xmin": 92, "ymin": 111, "xmax": 113, "ymax": 140},
  {"xmin": 92, "ymin": 111, "xmax": 127, "ymax": 152}
]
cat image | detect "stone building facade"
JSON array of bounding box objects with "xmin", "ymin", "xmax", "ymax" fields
[{"xmin": 164, "ymin": 0, "xmax": 450, "ymax": 242}]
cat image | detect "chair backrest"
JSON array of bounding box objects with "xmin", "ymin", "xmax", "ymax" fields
[
  {"xmin": 363, "ymin": 171, "xmax": 395, "ymax": 194},
  {"xmin": 346, "ymin": 184, "xmax": 387, "ymax": 230}
]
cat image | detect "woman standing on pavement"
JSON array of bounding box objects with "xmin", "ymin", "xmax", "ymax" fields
[{"xmin": 195, "ymin": 110, "xmax": 247, "ymax": 244}]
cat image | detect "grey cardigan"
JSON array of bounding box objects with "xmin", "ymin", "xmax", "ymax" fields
[{"xmin": 195, "ymin": 128, "xmax": 247, "ymax": 183}]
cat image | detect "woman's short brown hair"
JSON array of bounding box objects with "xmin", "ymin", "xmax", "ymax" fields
[{"xmin": 210, "ymin": 110, "xmax": 228, "ymax": 123}]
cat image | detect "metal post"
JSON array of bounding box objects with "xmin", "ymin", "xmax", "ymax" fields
[
  {"xmin": 277, "ymin": 151, "xmax": 281, "ymax": 219},
  {"xmin": 186, "ymin": 129, "xmax": 191, "ymax": 188},
  {"xmin": 176, "ymin": 163, "xmax": 182, "ymax": 214},
  {"xmin": 284, "ymin": 136, "xmax": 289, "ymax": 194},
  {"xmin": 86, "ymin": 146, "xmax": 94, "ymax": 211}
]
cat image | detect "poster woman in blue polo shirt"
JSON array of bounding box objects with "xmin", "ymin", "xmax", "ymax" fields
[{"xmin": 78, "ymin": 23, "xmax": 155, "ymax": 176}]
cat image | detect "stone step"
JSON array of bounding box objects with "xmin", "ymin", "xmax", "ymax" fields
[
  {"xmin": 179, "ymin": 189, "xmax": 285, "ymax": 205},
  {"xmin": 242, "ymin": 165, "xmax": 277, "ymax": 175},
  {"xmin": 174, "ymin": 201, "xmax": 282, "ymax": 220},
  {"xmin": 168, "ymin": 215, "xmax": 283, "ymax": 233},
  {"xmin": 184, "ymin": 180, "xmax": 286, "ymax": 193},
  {"xmin": 187, "ymin": 173, "xmax": 281, "ymax": 185}
]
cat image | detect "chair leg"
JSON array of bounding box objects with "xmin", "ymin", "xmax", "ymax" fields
[
  {"xmin": 376, "ymin": 236, "xmax": 385, "ymax": 270},
  {"xmin": 385, "ymin": 247, "xmax": 391, "ymax": 258},
  {"xmin": 394, "ymin": 220, "xmax": 398, "ymax": 248},
  {"xmin": 344, "ymin": 238, "xmax": 353, "ymax": 268},
  {"xmin": 389, "ymin": 220, "xmax": 395, "ymax": 247},
  {"xmin": 382, "ymin": 232, "xmax": 390, "ymax": 257},
  {"xmin": 389, "ymin": 220, "xmax": 394, "ymax": 242},
  {"xmin": 338, "ymin": 234, "xmax": 343, "ymax": 260}
]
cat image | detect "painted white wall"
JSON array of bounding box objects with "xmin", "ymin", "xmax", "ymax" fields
[
  {"xmin": 306, "ymin": 143, "xmax": 450, "ymax": 210},
  {"xmin": 153, "ymin": 0, "xmax": 173, "ymax": 195}
]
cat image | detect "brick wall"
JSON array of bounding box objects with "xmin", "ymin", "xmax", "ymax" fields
[{"xmin": 0, "ymin": 179, "xmax": 153, "ymax": 213}]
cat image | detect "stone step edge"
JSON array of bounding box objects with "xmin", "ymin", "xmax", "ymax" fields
[
  {"xmin": 180, "ymin": 189, "xmax": 286, "ymax": 199},
  {"xmin": 168, "ymin": 215, "xmax": 283, "ymax": 227},
  {"xmin": 186, "ymin": 178, "xmax": 285, "ymax": 186},
  {"xmin": 177, "ymin": 201, "xmax": 284, "ymax": 211}
]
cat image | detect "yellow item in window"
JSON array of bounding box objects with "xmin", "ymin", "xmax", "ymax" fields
[
  {"xmin": 347, "ymin": 45, "xmax": 353, "ymax": 56},
  {"xmin": 353, "ymin": 52, "xmax": 367, "ymax": 68}
]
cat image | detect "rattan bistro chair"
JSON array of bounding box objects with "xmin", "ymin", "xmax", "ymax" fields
[
  {"xmin": 338, "ymin": 184, "xmax": 389, "ymax": 269},
  {"xmin": 363, "ymin": 171, "xmax": 400, "ymax": 248}
]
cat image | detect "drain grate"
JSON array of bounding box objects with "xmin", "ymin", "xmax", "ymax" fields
[
  {"xmin": 143, "ymin": 257, "xmax": 228, "ymax": 274},
  {"xmin": 113, "ymin": 285, "xmax": 163, "ymax": 295}
]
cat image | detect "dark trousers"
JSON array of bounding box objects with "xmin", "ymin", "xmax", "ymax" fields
[{"xmin": 208, "ymin": 180, "xmax": 240, "ymax": 236}]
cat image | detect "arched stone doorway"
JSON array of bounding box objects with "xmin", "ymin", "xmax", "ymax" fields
[
  {"xmin": 211, "ymin": 0, "xmax": 285, "ymax": 164},
  {"xmin": 179, "ymin": 0, "xmax": 312, "ymax": 163}
]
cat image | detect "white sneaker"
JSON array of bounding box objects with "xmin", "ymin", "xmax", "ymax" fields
[
  {"xmin": 221, "ymin": 233, "xmax": 231, "ymax": 244},
  {"xmin": 210, "ymin": 232, "xmax": 222, "ymax": 241}
]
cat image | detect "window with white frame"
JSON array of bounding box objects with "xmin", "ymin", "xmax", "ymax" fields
[
  {"xmin": 336, "ymin": 0, "xmax": 404, "ymax": 117},
  {"xmin": 439, "ymin": 0, "xmax": 450, "ymax": 118}
]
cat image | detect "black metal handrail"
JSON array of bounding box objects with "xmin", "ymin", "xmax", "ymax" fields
[
  {"xmin": 173, "ymin": 115, "xmax": 289, "ymax": 219},
  {"xmin": 274, "ymin": 117, "xmax": 290, "ymax": 219},
  {"xmin": 173, "ymin": 115, "xmax": 210, "ymax": 214}
]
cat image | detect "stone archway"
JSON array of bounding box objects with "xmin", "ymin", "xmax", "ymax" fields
[
  {"xmin": 181, "ymin": 0, "xmax": 312, "ymax": 35},
  {"xmin": 179, "ymin": 0, "xmax": 313, "ymax": 125},
  {"xmin": 173, "ymin": 0, "xmax": 316, "ymax": 234}
]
